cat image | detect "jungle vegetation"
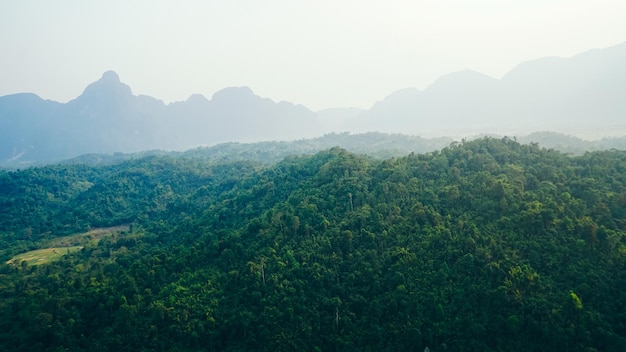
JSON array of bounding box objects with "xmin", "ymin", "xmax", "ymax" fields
[{"xmin": 0, "ymin": 137, "xmax": 625, "ymax": 351}]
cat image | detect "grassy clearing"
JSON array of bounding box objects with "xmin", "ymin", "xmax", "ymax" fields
[
  {"xmin": 6, "ymin": 225, "xmax": 130, "ymax": 267},
  {"xmin": 6, "ymin": 246, "xmax": 84, "ymax": 266}
]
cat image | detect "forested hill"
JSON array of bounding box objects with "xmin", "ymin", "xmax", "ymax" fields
[
  {"xmin": 1, "ymin": 138, "xmax": 625, "ymax": 351},
  {"xmin": 61, "ymin": 131, "xmax": 454, "ymax": 167},
  {"xmin": 47, "ymin": 131, "xmax": 626, "ymax": 169}
]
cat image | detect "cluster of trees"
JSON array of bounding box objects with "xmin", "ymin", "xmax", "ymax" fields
[{"xmin": 0, "ymin": 137, "xmax": 625, "ymax": 351}]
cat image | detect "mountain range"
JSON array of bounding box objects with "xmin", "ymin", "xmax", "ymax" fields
[
  {"xmin": 0, "ymin": 71, "xmax": 318, "ymax": 164},
  {"xmin": 1, "ymin": 41, "xmax": 625, "ymax": 164},
  {"xmin": 351, "ymin": 42, "xmax": 626, "ymax": 137}
]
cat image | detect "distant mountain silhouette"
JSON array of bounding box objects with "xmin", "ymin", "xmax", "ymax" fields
[
  {"xmin": 1, "ymin": 42, "xmax": 625, "ymax": 165},
  {"xmin": 346, "ymin": 41, "xmax": 626, "ymax": 137},
  {"xmin": 0, "ymin": 71, "xmax": 320, "ymax": 164}
]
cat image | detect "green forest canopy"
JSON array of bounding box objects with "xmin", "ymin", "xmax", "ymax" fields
[{"xmin": 0, "ymin": 137, "xmax": 625, "ymax": 351}]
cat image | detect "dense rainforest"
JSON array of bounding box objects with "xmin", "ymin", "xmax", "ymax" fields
[{"xmin": 0, "ymin": 137, "xmax": 625, "ymax": 351}]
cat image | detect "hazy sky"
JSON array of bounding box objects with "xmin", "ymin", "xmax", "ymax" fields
[{"xmin": 1, "ymin": 0, "xmax": 625, "ymax": 110}]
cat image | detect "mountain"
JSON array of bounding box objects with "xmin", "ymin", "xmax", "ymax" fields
[
  {"xmin": 0, "ymin": 71, "xmax": 321, "ymax": 165},
  {"xmin": 1, "ymin": 138, "xmax": 625, "ymax": 350},
  {"xmin": 347, "ymin": 42, "xmax": 626, "ymax": 137},
  {"xmin": 2, "ymin": 42, "xmax": 626, "ymax": 166}
]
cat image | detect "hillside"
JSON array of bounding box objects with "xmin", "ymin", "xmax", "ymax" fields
[
  {"xmin": 19, "ymin": 131, "xmax": 626, "ymax": 171},
  {"xmin": 0, "ymin": 138, "xmax": 625, "ymax": 351},
  {"xmin": 60, "ymin": 132, "xmax": 454, "ymax": 167}
]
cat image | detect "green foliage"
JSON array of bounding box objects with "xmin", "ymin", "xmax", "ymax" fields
[
  {"xmin": 570, "ymin": 290, "xmax": 583, "ymax": 310},
  {"xmin": 0, "ymin": 137, "xmax": 625, "ymax": 351}
]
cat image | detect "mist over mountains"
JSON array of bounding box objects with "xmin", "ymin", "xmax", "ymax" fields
[
  {"xmin": 0, "ymin": 71, "xmax": 318, "ymax": 164},
  {"xmin": 1, "ymin": 42, "xmax": 625, "ymax": 165},
  {"xmin": 352, "ymin": 42, "xmax": 626, "ymax": 137}
]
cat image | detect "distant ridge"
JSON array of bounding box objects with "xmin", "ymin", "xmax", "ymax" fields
[
  {"xmin": 0, "ymin": 73, "xmax": 321, "ymax": 164},
  {"xmin": 346, "ymin": 41, "xmax": 626, "ymax": 137},
  {"xmin": 1, "ymin": 42, "xmax": 625, "ymax": 165}
]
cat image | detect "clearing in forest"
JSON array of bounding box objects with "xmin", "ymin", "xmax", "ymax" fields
[
  {"xmin": 6, "ymin": 246, "xmax": 84, "ymax": 266},
  {"xmin": 5, "ymin": 225, "xmax": 130, "ymax": 267}
]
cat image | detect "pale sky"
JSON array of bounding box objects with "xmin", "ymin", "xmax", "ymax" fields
[{"xmin": 1, "ymin": 0, "xmax": 625, "ymax": 110}]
